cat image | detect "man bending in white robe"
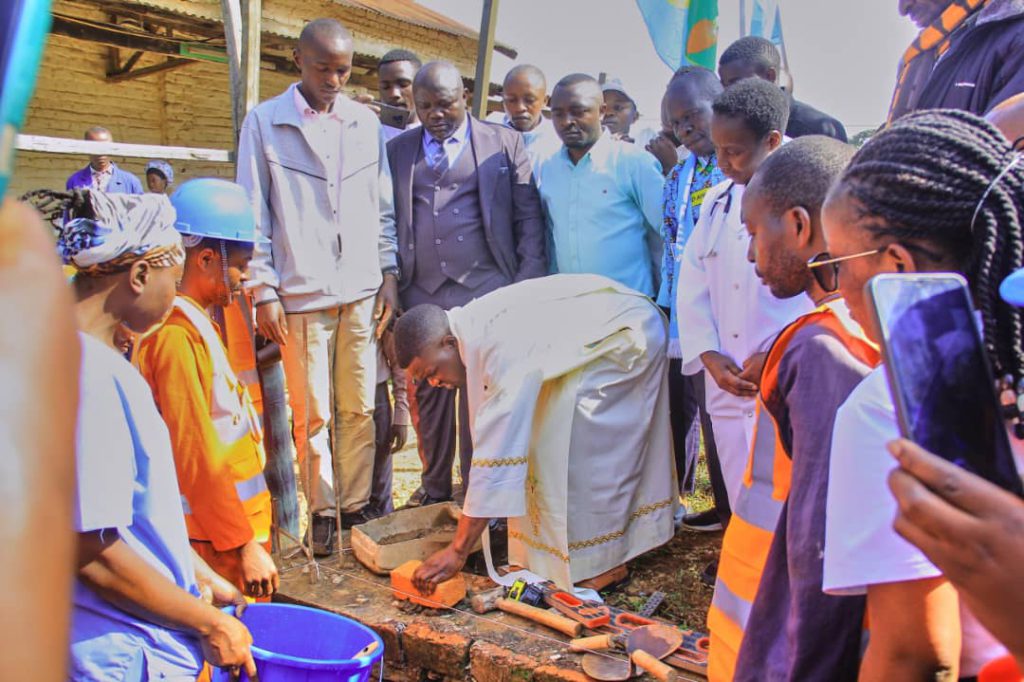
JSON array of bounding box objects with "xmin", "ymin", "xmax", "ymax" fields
[{"xmin": 394, "ymin": 274, "xmax": 677, "ymax": 592}]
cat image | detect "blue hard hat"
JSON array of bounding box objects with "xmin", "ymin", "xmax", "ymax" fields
[
  {"xmin": 170, "ymin": 178, "xmax": 267, "ymax": 244},
  {"xmin": 1001, "ymin": 268, "xmax": 1024, "ymax": 307}
]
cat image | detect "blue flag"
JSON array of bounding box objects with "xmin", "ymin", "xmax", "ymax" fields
[
  {"xmin": 748, "ymin": 0, "xmax": 785, "ymax": 50},
  {"xmin": 636, "ymin": 0, "xmax": 720, "ymax": 71}
]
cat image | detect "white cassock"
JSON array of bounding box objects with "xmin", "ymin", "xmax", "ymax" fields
[
  {"xmin": 450, "ymin": 274, "xmax": 677, "ymax": 589},
  {"xmin": 675, "ymin": 181, "xmax": 813, "ymax": 506}
]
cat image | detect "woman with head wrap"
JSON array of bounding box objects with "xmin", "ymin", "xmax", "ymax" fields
[
  {"xmin": 145, "ymin": 159, "xmax": 174, "ymax": 195},
  {"xmin": 62, "ymin": 190, "xmax": 258, "ymax": 681}
]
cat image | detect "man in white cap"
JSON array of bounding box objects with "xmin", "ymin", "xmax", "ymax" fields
[{"xmin": 602, "ymin": 77, "xmax": 640, "ymax": 143}]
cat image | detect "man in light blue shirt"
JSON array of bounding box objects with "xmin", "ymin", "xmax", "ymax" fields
[{"xmin": 537, "ymin": 74, "xmax": 664, "ymax": 297}]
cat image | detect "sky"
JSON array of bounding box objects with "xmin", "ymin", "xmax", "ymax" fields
[{"xmin": 417, "ymin": 0, "xmax": 919, "ymax": 135}]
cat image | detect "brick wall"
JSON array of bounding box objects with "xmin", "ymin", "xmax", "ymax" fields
[{"xmin": 9, "ymin": 0, "xmax": 480, "ymax": 197}]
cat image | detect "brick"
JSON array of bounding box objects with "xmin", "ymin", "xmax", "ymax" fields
[
  {"xmin": 372, "ymin": 620, "xmax": 406, "ymax": 665},
  {"xmin": 391, "ymin": 560, "xmax": 466, "ymax": 608},
  {"xmin": 532, "ymin": 665, "xmax": 590, "ymax": 682},
  {"xmin": 402, "ymin": 622, "xmax": 471, "ymax": 678},
  {"xmin": 469, "ymin": 640, "xmax": 537, "ymax": 682}
]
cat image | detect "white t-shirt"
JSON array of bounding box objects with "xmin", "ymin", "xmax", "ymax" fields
[{"xmin": 823, "ymin": 366, "xmax": 1009, "ymax": 676}]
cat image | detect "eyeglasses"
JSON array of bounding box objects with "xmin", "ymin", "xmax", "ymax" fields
[{"xmin": 806, "ymin": 247, "xmax": 887, "ymax": 293}]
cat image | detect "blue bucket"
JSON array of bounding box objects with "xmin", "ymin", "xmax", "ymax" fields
[{"xmin": 211, "ymin": 603, "xmax": 384, "ymax": 682}]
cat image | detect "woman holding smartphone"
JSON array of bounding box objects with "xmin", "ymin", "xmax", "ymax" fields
[{"xmin": 817, "ymin": 109, "xmax": 1024, "ymax": 682}]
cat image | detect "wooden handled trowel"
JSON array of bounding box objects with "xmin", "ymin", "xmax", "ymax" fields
[{"xmin": 579, "ymin": 624, "xmax": 682, "ymax": 681}]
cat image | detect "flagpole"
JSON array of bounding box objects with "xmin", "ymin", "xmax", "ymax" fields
[{"xmin": 739, "ymin": 0, "xmax": 747, "ymax": 37}]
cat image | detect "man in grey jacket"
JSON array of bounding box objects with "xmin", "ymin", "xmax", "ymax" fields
[{"xmin": 236, "ymin": 18, "xmax": 398, "ymax": 554}]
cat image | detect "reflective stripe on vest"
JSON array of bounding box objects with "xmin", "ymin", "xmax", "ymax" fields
[
  {"xmin": 708, "ymin": 301, "xmax": 879, "ymax": 681},
  {"xmin": 174, "ymin": 298, "xmax": 263, "ymax": 446},
  {"xmin": 236, "ymin": 472, "xmax": 268, "ymax": 502},
  {"xmin": 173, "ymin": 297, "xmax": 271, "ymax": 543},
  {"xmin": 733, "ymin": 404, "xmax": 785, "ymax": 531},
  {"xmin": 220, "ymin": 294, "xmax": 263, "ymax": 412}
]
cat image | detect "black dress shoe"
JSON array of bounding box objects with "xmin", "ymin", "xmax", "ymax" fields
[
  {"xmin": 341, "ymin": 509, "xmax": 370, "ymax": 529},
  {"xmin": 309, "ymin": 514, "xmax": 336, "ymax": 557},
  {"xmin": 403, "ymin": 486, "xmax": 427, "ymax": 508}
]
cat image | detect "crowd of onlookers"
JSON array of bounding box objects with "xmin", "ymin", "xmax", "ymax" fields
[{"xmin": 6, "ymin": 0, "xmax": 1024, "ymax": 679}]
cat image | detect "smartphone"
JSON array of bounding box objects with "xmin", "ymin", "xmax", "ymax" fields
[
  {"xmin": 0, "ymin": 0, "xmax": 51, "ymax": 197},
  {"xmin": 868, "ymin": 273, "xmax": 1024, "ymax": 495},
  {"xmin": 374, "ymin": 101, "xmax": 413, "ymax": 131}
]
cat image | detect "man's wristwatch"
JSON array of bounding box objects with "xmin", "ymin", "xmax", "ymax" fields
[{"xmin": 382, "ymin": 266, "xmax": 400, "ymax": 279}]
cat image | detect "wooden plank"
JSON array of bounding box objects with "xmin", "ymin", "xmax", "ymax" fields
[
  {"xmin": 105, "ymin": 57, "xmax": 194, "ymax": 83},
  {"xmin": 16, "ymin": 134, "xmax": 233, "ymax": 163},
  {"xmin": 49, "ymin": 14, "xmax": 296, "ymax": 74},
  {"xmin": 242, "ymin": 0, "xmax": 262, "ymax": 120},
  {"xmin": 471, "ymin": 0, "xmax": 499, "ymax": 120},
  {"xmin": 220, "ymin": 0, "xmax": 245, "ymax": 138}
]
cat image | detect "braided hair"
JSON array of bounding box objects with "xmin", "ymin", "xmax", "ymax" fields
[{"xmin": 834, "ymin": 109, "xmax": 1024, "ymax": 424}]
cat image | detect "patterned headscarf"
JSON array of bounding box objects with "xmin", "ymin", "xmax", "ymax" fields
[
  {"xmin": 58, "ymin": 191, "xmax": 184, "ymax": 276},
  {"xmin": 145, "ymin": 159, "xmax": 174, "ymax": 184}
]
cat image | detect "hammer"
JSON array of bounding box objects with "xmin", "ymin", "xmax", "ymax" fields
[{"xmin": 470, "ymin": 587, "xmax": 583, "ymax": 638}]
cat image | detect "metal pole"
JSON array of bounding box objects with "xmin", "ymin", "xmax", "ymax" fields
[
  {"xmin": 472, "ymin": 0, "xmax": 499, "ymax": 120},
  {"xmin": 739, "ymin": 0, "xmax": 747, "ymax": 38}
]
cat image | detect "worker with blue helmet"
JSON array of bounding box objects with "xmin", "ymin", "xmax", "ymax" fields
[{"xmin": 136, "ymin": 177, "xmax": 280, "ymax": 600}]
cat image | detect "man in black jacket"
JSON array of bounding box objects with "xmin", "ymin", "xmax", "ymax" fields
[
  {"xmin": 718, "ymin": 37, "xmax": 848, "ymax": 142},
  {"xmin": 889, "ymin": 0, "xmax": 1024, "ymax": 122}
]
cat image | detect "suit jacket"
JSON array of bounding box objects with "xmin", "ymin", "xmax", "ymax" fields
[
  {"xmin": 387, "ymin": 117, "xmax": 547, "ymax": 290},
  {"xmin": 66, "ymin": 163, "xmax": 143, "ymax": 194}
]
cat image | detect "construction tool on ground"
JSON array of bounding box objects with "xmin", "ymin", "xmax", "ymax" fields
[
  {"xmin": 638, "ymin": 591, "xmax": 666, "ymax": 618},
  {"xmin": 579, "ymin": 624, "xmax": 681, "ymax": 681},
  {"xmin": 534, "ymin": 581, "xmax": 709, "ymax": 675},
  {"xmin": 470, "ymin": 586, "xmax": 583, "ymax": 637},
  {"xmin": 581, "ymin": 652, "xmax": 633, "ymax": 681},
  {"xmin": 569, "ymin": 624, "xmax": 680, "ymax": 656}
]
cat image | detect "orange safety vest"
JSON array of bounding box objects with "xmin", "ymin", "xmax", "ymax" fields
[
  {"xmin": 137, "ymin": 297, "xmax": 272, "ymax": 550},
  {"xmin": 217, "ymin": 293, "xmax": 263, "ymax": 414},
  {"xmin": 706, "ymin": 302, "xmax": 879, "ymax": 682}
]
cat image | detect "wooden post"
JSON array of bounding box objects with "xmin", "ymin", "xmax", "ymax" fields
[
  {"xmin": 241, "ymin": 0, "xmax": 262, "ymax": 123},
  {"xmin": 221, "ymin": 0, "xmax": 244, "ymax": 137},
  {"xmin": 220, "ymin": 0, "xmax": 261, "ymax": 142},
  {"xmin": 471, "ymin": 0, "xmax": 499, "ymax": 120}
]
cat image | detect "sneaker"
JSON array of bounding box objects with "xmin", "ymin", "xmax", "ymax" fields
[
  {"xmin": 680, "ymin": 509, "xmax": 724, "ymax": 533},
  {"xmin": 309, "ymin": 514, "xmax": 336, "ymax": 557}
]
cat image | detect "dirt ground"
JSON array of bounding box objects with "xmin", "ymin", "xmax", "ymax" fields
[{"xmin": 386, "ymin": 435, "xmax": 722, "ymax": 632}]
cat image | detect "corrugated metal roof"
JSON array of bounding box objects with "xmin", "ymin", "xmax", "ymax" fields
[
  {"xmin": 335, "ymin": 0, "xmax": 515, "ymax": 57},
  {"xmin": 99, "ymin": 0, "xmax": 515, "ymax": 57}
]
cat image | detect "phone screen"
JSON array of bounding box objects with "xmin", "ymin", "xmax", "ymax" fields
[
  {"xmin": 871, "ymin": 274, "xmax": 1023, "ymax": 495},
  {"xmin": 376, "ymin": 102, "xmax": 412, "ymax": 131}
]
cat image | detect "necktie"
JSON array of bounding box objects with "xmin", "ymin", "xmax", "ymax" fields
[{"xmin": 428, "ymin": 138, "xmax": 450, "ymax": 174}]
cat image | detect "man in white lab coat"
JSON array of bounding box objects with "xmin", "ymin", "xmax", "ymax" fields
[
  {"xmin": 676, "ymin": 78, "xmax": 812, "ymax": 508},
  {"xmin": 394, "ymin": 274, "xmax": 677, "ymax": 591}
]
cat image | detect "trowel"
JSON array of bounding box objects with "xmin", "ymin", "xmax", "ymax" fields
[{"xmin": 578, "ymin": 624, "xmax": 682, "ymax": 681}]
